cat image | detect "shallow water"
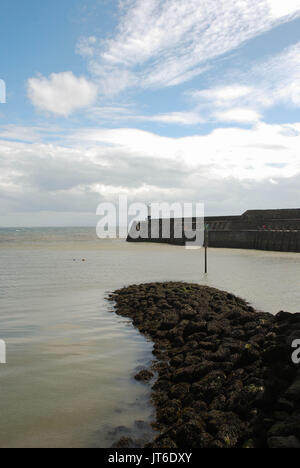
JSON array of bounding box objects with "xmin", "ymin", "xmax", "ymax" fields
[{"xmin": 0, "ymin": 227, "xmax": 299, "ymax": 447}]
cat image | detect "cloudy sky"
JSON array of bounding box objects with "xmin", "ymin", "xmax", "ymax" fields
[{"xmin": 1, "ymin": 0, "xmax": 300, "ymax": 226}]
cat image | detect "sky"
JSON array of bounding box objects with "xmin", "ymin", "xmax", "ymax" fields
[{"xmin": 1, "ymin": 0, "xmax": 300, "ymax": 226}]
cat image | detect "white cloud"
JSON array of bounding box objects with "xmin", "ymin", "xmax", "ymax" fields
[
  {"xmin": 84, "ymin": 107, "xmax": 203, "ymax": 126},
  {"xmin": 27, "ymin": 72, "xmax": 98, "ymax": 116},
  {"xmin": 214, "ymin": 108, "xmax": 262, "ymax": 123},
  {"xmin": 0, "ymin": 79, "xmax": 6, "ymax": 103},
  {"xmin": 186, "ymin": 41, "xmax": 300, "ymax": 124},
  {"xmin": 144, "ymin": 111, "xmax": 203, "ymax": 125},
  {"xmin": 279, "ymin": 82, "xmax": 300, "ymax": 105},
  {"xmin": 70, "ymin": 122, "xmax": 300, "ymax": 180},
  {"xmin": 134, "ymin": 39, "xmax": 300, "ymax": 127},
  {"xmin": 1, "ymin": 121, "xmax": 300, "ymax": 224},
  {"xmin": 78, "ymin": 0, "xmax": 300, "ymax": 94},
  {"xmin": 88, "ymin": 65, "xmax": 136, "ymax": 96},
  {"xmin": 76, "ymin": 36, "xmax": 97, "ymax": 57},
  {"xmin": 88, "ymin": 105, "xmax": 136, "ymax": 121},
  {"xmin": 0, "ymin": 125, "xmax": 42, "ymax": 142},
  {"xmin": 267, "ymin": 0, "xmax": 300, "ymax": 19},
  {"xmin": 193, "ymin": 86, "xmax": 253, "ymax": 104},
  {"xmin": 264, "ymin": 42, "xmax": 300, "ymax": 106}
]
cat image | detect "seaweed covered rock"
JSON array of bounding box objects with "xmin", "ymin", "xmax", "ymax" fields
[{"xmin": 108, "ymin": 282, "xmax": 300, "ymax": 448}]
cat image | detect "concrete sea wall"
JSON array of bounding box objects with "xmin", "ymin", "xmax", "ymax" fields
[
  {"xmin": 209, "ymin": 230, "xmax": 300, "ymax": 252},
  {"xmin": 127, "ymin": 216, "xmax": 300, "ymax": 252}
]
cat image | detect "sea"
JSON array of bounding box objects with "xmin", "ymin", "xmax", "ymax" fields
[{"xmin": 0, "ymin": 227, "xmax": 299, "ymax": 447}]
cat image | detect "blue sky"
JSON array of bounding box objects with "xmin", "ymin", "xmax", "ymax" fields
[{"xmin": 1, "ymin": 0, "xmax": 300, "ymax": 226}]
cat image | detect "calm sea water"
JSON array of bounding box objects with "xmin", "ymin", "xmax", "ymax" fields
[{"xmin": 0, "ymin": 227, "xmax": 299, "ymax": 448}]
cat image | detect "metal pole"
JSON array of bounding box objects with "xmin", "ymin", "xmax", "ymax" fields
[{"xmin": 204, "ymin": 225, "xmax": 208, "ymax": 274}]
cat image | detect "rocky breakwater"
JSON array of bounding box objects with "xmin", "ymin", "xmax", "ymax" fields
[{"xmin": 108, "ymin": 282, "xmax": 300, "ymax": 448}]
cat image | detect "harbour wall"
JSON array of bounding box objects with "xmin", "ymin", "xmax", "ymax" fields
[
  {"xmin": 209, "ymin": 230, "xmax": 300, "ymax": 252},
  {"xmin": 127, "ymin": 215, "xmax": 300, "ymax": 252}
]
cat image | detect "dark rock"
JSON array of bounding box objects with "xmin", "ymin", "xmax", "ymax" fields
[
  {"xmin": 237, "ymin": 346, "xmax": 260, "ymax": 366},
  {"xmin": 175, "ymin": 423, "xmax": 212, "ymax": 448},
  {"xmin": 275, "ymin": 398, "xmax": 294, "ymax": 413},
  {"xmin": 268, "ymin": 436, "xmax": 300, "ymax": 449},
  {"xmin": 210, "ymin": 394, "xmax": 227, "ymax": 410},
  {"xmin": 157, "ymin": 400, "xmax": 181, "ymax": 425},
  {"xmin": 168, "ymin": 382, "xmax": 190, "ymax": 400},
  {"xmin": 276, "ymin": 311, "xmax": 293, "ymax": 322},
  {"xmin": 285, "ymin": 375, "xmax": 300, "ymax": 402},
  {"xmin": 109, "ymin": 281, "xmax": 300, "ymax": 449},
  {"xmin": 111, "ymin": 437, "xmax": 135, "ymax": 448},
  {"xmin": 268, "ymin": 415, "xmax": 300, "ymax": 438},
  {"xmin": 173, "ymin": 361, "xmax": 214, "ymax": 383},
  {"xmin": 152, "ymin": 377, "xmax": 171, "ymax": 392},
  {"xmin": 151, "ymin": 436, "xmax": 178, "ymax": 448},
  {"xmin": 242, "ymin": 439, "xmax": 255, "ymax": 448},
  {"xmin": 271, "ymin": 411, "xmax": 290, "ymax": 422},
  {"xmin": 134, "ymin": 369, "xmax": 154, "ymax": 382},
  {"xmin": 262, "ymin": 344, "xmax": 289, "ymax": 365},
  {"xmin": 183, "ymin": 321, "xmax": 207, "ymax": 338}
]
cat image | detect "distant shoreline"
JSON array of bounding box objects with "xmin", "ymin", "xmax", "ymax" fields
[{"xmin": 109, "ymin": 282, "xmax": 300, "ymax": 448}]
